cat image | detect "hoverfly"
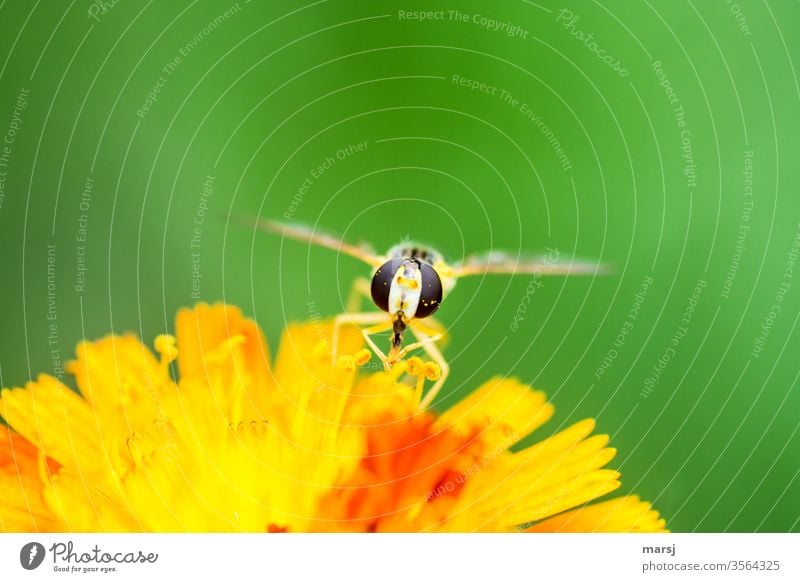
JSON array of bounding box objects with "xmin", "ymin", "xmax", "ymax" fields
[{"xmin": 247, "ymin": 217, "xmax": 605, "ymax": 408}]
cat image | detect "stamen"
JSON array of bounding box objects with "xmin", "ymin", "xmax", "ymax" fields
[
  {"xmin": 405, "ymin": 356, "xmax": 427, "ymax": 408},
  {"xmin": 424, "ymin": 362, "xmax": 442, "ymax": 381},
  {"xmin": 387, "ymin": 358, "xmax": 408, "ymax": 382},
  {"xmin": 406, "ymin": 356, "xmax": 424, "ymax": 376},
  {"xmin": 154, "ymin": 334, "xmax": 178, "ymax": 366},
  {"xmin": 336, "ymin": 348, "xmax": 373, "ymax": 372},
  {"xmin": 353, "ymin": 349, "xmax": 372, "ymax": 366},
  {"xmin": 402, "ymin": 357, "xmax": 442, "ymax": 408},
  {"xmin": 336, "ymin": 355, "xmax": 356, "ymax": 372}
]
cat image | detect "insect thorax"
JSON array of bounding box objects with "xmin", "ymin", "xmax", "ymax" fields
[
  {"xmin": 386, "ymin": 243, "xmax": 443, "ymax": 265},
  {"xmin": 384, "ymin": 242, "xmax": 456, "ymax": 298}
]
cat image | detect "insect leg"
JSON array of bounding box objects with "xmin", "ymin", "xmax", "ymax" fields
[
  {"xmin": 400, "ymin": 318, "xmax": 448, "ymax": 355},
  {"xmin": 345, "ymin": 277, "xmax": 372, "ymax": 312},
  {"xmin": 332, "ymin": 311, "xmax": 389, "ymax": 365},
  {"xmin": 414, "ymin": 316, "xmax": 447, "ymax": 342},
  {"xmin": 404, "ymin": 323, "xmax": 450, "ymax": 410},
  {"xmin": 361, "ymin": 320, "xmax": 396, "ymax": 370},
  {"xmin": 397, "ymin": 331, "xmax": 443, "ymax": 359}
]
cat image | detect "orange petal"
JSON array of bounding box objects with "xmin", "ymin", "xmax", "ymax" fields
[{"xmin": 0, "ymin": 427, "xmax": 59, "ymax": 532}]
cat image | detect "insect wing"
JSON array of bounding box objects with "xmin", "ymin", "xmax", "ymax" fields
[
  {"xmin": 242, "ymin": 216, "xmax": 384, "ymax": 267},
  {"xmin": 453, "ymin": 250, "xmax": 609, "ymax": 277}
]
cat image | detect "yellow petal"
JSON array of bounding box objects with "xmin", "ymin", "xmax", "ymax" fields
[
  {"xmin": 436, "ymin": 376, "xmax": 554, "ymax": 448},
  {"xmin": 444, "ymin": 420, "xmax": 619, "ymax": 530},
  {"xmin": 175, "ymin": 303, "xmax": 273, "ymax": 423},
  {"xmin": 66, "ymin": 334, "xmax": 164, "ymax": 440},
  {"xmin": 272, "ymin": 320, "xmax": 363, "ymax": 435},
  {"xmin": 42, "ymin": 468, "xmax": 140, "ymax": 532},
  {"xmin": 503, "ymin": 469, "xmax": 622, "ymax": 525},
  {"xmin": 1, "ymin": 375, "xmax": 104, "ymax": 474},
  {"xmin": 526, "ymin": 495, "xmax": 668, "ymax": 532}
]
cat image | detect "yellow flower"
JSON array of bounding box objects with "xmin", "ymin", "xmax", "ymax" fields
[{"xmin": 0, "ymin": 303, "xmax": 666, "ymax": 532}]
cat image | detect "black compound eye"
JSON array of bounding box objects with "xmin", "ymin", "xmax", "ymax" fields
[
  {"xmin": 415, "ymin": 262, "xmax": 443, "ymax": 318},
  {"xmin": 370, "ymin": 259, "xmax": 403, "ymax": 312}
]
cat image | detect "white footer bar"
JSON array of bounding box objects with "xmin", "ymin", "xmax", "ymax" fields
[{"xmin": 1, "ymin": 533, "xmax": 797, "ymax": 581}]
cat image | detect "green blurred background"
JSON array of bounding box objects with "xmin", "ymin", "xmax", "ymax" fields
[{"xmin": 1, "ymin": 0, "xmax": 799, "ymax": 532}]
